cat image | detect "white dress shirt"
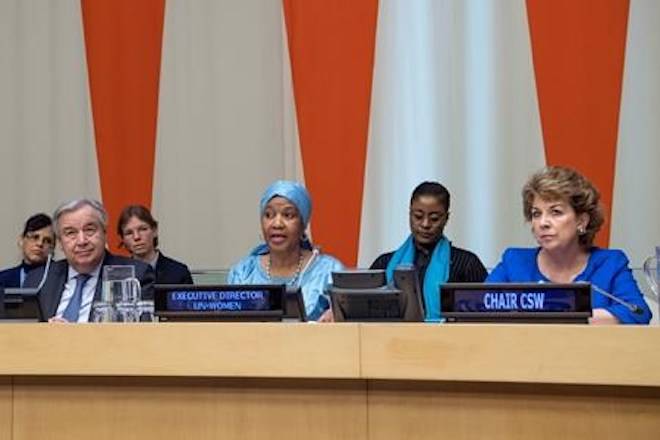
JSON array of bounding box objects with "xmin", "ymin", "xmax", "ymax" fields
[{"xmin": 55, "ymin": 264, "xmax": 102, "ymax": 322}]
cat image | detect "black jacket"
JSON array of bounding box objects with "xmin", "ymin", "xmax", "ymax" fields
[
  {"xmin": 370, "ymin": 244, "xmax": 488, "ymax": 284},
  {"xmin": 154, "ymin": 253, "xmax": 194, "ymax": 285}
]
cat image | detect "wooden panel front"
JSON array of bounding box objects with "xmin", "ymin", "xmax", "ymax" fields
[
  {"xmin": 0, "ymin": 323, "xmax": 360, "ymax": 378},
  {"xmin": 0, "ymin": 378, "xmax": 11, "ymax": 440},
  {"xmin": 367, "ymin": 381, "xmax": 660, "ymax": 440},
  {"xmin": 360, "ymin": 324, "xmax": 660, "ymax": 386},
  {"xmin": 13, "ymin": 377, "xmax": 367, "ymax": 440}
]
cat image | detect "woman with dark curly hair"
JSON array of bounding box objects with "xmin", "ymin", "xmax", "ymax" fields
[{"xmin": 487, "ymin": 166, "xmax": 651, "ymax": 324}]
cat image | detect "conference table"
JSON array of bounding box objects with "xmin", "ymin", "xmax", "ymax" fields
[{"xmin": 1, "ymin": 323, "xmax": 659, "ymax": 439}]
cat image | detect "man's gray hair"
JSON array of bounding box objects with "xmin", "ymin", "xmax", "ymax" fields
[{"xmin": 53, "ymin": 198, "xmax": 108, "ymax": 235}]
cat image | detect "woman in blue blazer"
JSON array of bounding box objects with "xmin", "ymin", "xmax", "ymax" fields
[{"xmin": 487, "ymin": 166, "xmax": 651, "ymax": 325}]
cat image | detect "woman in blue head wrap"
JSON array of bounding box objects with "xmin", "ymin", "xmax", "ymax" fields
[{"xmin": 228, "ymin": 180, "xmax": 344, "ymax": 321}]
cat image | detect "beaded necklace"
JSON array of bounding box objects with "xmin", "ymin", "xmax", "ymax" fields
[{"xmin": 266, "ymin": 251, "xmax": 305, "ymax": 286}]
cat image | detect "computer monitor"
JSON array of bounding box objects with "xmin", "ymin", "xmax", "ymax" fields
[
  {"xmin": 331, "ymin": 287, "xmax": 403, "ymax": 322},
  {"xmin": 0, "ymin": 288, "xmax": 40, "ymax": 322},
  {"xmin": 440, "ymin": 282, "xmax": 592, "ymax": 324},
  {"xmin": 283, "ymin": 287, "xmax": 307, "ymax": 322},
  {"xmin": 332, "ymin": 270, "xmax": 386, "ymax": 289},
  {"xmin": 392, "ymin": 267, "xmax": 425, "ymax": 321},
  {"xmin": 330, "ymin": 267, "xmax": 424, "ymax": 322},
  {"xmin": 154, "ymin": 284, "xmax": 285, "ymax": 322}
]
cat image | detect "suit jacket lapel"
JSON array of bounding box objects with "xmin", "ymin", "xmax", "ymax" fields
[{"xmin": 44, "ymin": 261, "xmax": 68, "ymax": 319}]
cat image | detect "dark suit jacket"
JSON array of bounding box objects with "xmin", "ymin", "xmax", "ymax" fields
[
  {"xmin": 370, "ymin": 244, "xmax": 488, "ymax": 285},
  {"xmin": 0, "ymin": 265, "xmax": 22, "ymax": 288},
  {"xmin": 155, "ymin": 253, "xmax": 194, "ymax": 285},
  {"xmin": 24, "ymin": 252, "xmax": 155, "ymax": 321},
  {"xmin": 0, "ymin": 262, "xmax": 46, "ymax": 288}
]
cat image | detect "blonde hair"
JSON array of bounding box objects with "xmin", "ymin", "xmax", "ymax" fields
[{"xmin": 522, "ymin": 166, "xmax": 604, "ymax": 248}]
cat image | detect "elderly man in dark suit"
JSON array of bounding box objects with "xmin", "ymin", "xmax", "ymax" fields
[{"xmin": 24, "ymin": 199, "xmax": 154, "ymax": 323}]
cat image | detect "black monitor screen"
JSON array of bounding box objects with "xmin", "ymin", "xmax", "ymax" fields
[
  {"xmin": 332, "ymin": 270, "xmax": 386, "ymax": 289},
  {"xmin": 330, "ymin": 268, "xmax": 424, "ymax": 322},
  {"xmin": 331, "ymin": 288, "xmax": 402, "ymax": 322},
  {"xmin": 1, "ymin": 288, "xmax": 40, "ymax": 321}
]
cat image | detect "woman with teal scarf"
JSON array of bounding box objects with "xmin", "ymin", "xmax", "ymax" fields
[
  {"xmin": 370, "ymin": 182, "xmax": 487, "ymax": 321},
  {"xmin": 228, "ymin": 180, "xmax": 344, "ymax": 321}
]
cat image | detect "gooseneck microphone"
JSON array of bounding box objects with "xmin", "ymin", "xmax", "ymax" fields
[
  {"xmin": 35, "ymin": 253, "xmax": 52, "ymax": 291},
  {"xmin": 589, "ymin": 283, "xmax": 644, "ymax": 315}
]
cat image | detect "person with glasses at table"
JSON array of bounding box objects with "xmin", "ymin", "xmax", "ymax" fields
[
  {"xmin": 24, "ymin": 199, "xmax": 154, "ymax": 323},
  {"xmin": 0, "ymin": 213, "xmax": 55, "ymax": 288},
  {"xmin": 117, "ymin": 205, "xmax": 193, "ymax": 285},
  {"xmin": 370, "ymin": 181, "xmax": 488, "ymax": 321}
]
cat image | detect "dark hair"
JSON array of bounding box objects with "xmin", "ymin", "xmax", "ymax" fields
[
  {"xmin": 410, "ymin": 181, "xmax": 451, "ymax": 211},
  {"xmin": 22, "ymin": 213, "xmax": 52, "ymax": 237},
  {"xmin": 117, "ymin": 205, "xmax": 159, "ymax": 248},
  {"xmin": 522, "ymin": 166, "xmax": 604, "ymax": 248}
]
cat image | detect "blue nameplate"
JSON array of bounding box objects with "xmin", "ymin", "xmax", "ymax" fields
[
  {"xmin": 154, "ymin": 284, "xmax": 285, "ymax": 322},
  {"xmin": 167, "ymin": 289, "xmax": 272, "ymax": 312},
  {"xmin": 440, "ymin": 283, "xmax": 592, "ymax": 323},
  {"xmin": 454, "ymin": 289, "xmax": 576, "ymax": 312}
]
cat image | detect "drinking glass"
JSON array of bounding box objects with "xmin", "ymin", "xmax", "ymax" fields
[
  {"xmin": 137, "ymin": 300, "xmax": 157, "ymax": 322},
  {"xmin": 643, "ymin": 246, "xmax": 660, "ymax": 301},
  {"xmin": 102, "ymin": 265, "xmax": 141, "ymax": 304},
  {"xmin": 89, "ymin": 301, "xmax": 114, "ymax": 323},
  {"xmin": 115, "ymin": 303, "xmax": 139, "ymax": 323}
]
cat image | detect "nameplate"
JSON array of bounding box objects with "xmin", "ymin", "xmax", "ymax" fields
[
  {"xmin": 441, "ymin": 283, "xmax": 592, "ymax": 323},
  {"xmin": 155, "ymin": 284, "xmax": 284, "ymax": 321},
  {"xmin": 166, "ymin": 289, "xmax": 272, "ymax": 312}
]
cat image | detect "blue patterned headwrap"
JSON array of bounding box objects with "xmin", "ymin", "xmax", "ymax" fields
[
  {"xmin": 251, "ymin": 180, "xmax": 313, "ymax": 255},
  {"xmin": 259, "ymin": 180, "xmax": 312, "ymax": 228}
]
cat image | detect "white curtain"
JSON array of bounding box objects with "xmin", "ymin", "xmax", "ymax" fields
[
  {"xmin": 359, "ymin": 0, "xmax": 544, "ymax": 269},
  {"xmin": 154, "ymin": 0, "xmax": 299, "ymax": 269},
  {"xmin": 611, "ymin": 0, "xmax": 660, "ymax": 265},
  {"xmin": 0, "ymin": 0, "xmax": 99, "ymax": 263}
]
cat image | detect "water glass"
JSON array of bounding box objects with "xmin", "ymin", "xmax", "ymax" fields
[
  {"xmin": 102, "ymin": 265, "xmax": 141, "ymax": 304},
  {"xmin": 89, "ymin": 302, "xmax": 114, "ymax": 323},
  {"xmin": 643, "ymin": 246, "xmax": 660, "ymax": 300},
  {"xmin": 115, "ymin": 303, "xmax": 139, "ymax": 323},
  {"xmin": 137, "ymin": 300, "xmax": 157, "ymax": 322}
]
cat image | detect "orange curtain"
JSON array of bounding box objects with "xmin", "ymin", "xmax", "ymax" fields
[
  {"xmin": 283, "ymin": 0, "xmax": 379, "ymax": 266},
  {"xmin": 81, "ymin": 0, "xmax": 165, "ymax": 251},
  {"xmin": 527, "ymin": 0, "xmax": 630, "ymax": 245}
]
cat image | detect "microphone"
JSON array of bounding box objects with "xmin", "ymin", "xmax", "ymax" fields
[
  {"xmin": 589, "ymin": 283, "xmax": 644, "ymax": 315},
  {"xmin": 35, "ymin": 253, "xmax": 52, "ymax": 291}
]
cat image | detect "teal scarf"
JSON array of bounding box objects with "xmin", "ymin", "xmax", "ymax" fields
[{"xmin": 385, "ymin": 235, "xmax": 450, "ymax": 321}]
